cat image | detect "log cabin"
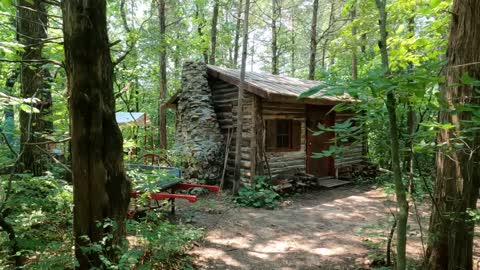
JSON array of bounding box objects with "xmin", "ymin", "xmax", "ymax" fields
[{"xmin": 167, "ymin": 64, "xmax": 367, "ymax": 185}]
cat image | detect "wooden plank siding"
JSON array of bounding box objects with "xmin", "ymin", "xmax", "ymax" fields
[
  {"xmin": 208, "ymin": 77, "xmax": 365, "ymax": 183},
  {"xmin": 209, "ymin": 78, "xmax": 253, "ymax": 183},
  {"xmin": 262, "ymin": 102, "xmax": 306, "ymax": 176},
  {"xmin": 334, "ymin": 113, "xmax": 366, "ymax": 169}
]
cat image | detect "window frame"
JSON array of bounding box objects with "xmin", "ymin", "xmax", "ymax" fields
[{"xmin": 265, "ymin": 119, "xmax": 301, "ymax": 152}]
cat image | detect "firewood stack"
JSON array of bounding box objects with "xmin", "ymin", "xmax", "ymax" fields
[
  {"xmin": 270, "ymin": 173, "xmax": 322, "ymax": 194},
  {"xmin": 337, "ymin": 161, "xmax": 378, "ymax": 180},
  {"xmin": 269, "ymin": 161, "xmax": 378, "ymax": 194}
]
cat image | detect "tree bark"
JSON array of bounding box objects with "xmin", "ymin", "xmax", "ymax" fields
[
  {"xmin": 308, "ymin": 0, "xmax": 319, "ymax": 80},
  {"xmin": 158, "ymin": 0, "xmax": 167, "ymax": 150},
  {"xmin": 351, "ymin": 6, "xmax": 358, "ymax": 80},
  {"xmin": 375, "ymin": 1, "xmax": 408, "ymax": 269},
  {"xmin": 209, "ymin": 0, "xmax": 219, "ymax": 65},
  {"xmin": 17, "ymin": 0, "xmax": 50, "ymax": 176},
  {"xmin": 233, "ymin": 0, "xmax": 243, "ymax": 68},
  {"xmin": 3, "ymin": 69, "xmax": 18, "ymax": 153},
  {"xmin": 290, "ymin": 10, "xmax": 295, "ymax": 77},
  {"xmin": 233, "ymin": 0, "xmax": 250, "ymax": 194},
  {"xmin": 426, "ymin": 1, "xmax": 480, "ymax": 269},
  {"xmin": 271, "ymin": 0, "xmax": 279, "ymax": 75},
  {"xmin": 404, "ymin": 16, "xmax": 416, "ymax": 193},
  {"xmin": 195, "ymin": 4, "xmax": 208, "ymax": 63},
  {"xmin": 61, "ymin": 1, "xmax": 131, "ymax": 268}
]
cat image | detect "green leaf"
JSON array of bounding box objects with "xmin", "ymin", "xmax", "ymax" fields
[
  {"xmin": 460, "ymin": 73, "xmax": 480, "ymax": 86},
  {"xmin": 429, "ymin": 0, "xmax": 441, "ymax": 8},
  {"xmin": 19, "ymin": 104, "xmax": 40, "ymax": 113},
  {"xmin": 299, "ymin": 84, "xmax": 326, "ymax": 98}
]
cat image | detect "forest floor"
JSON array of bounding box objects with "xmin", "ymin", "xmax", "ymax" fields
[{"xmin": 176, "ymin": 185, "xmax": 480, "ymax": 270}]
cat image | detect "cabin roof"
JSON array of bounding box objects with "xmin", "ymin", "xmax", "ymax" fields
[
  {"xmin": 206, "ymin": 65, "xmax": 355, "ymax": 104},
  {"xmin": 166, "ymin": 65, "xmax": 355, "ymax": 107}
]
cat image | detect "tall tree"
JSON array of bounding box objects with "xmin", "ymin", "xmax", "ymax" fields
[
  {"xmin": 209, "ymin": 0, "xmax": 219, "ymax": 65},
  {"xmin": 61, "ymin": 0, "xmax": 131, "ymax": 268},
  {"xmin": 290, "ymin": 6, "xmax": 296, "ymax": 77},
  {"xmin": 17, "ymin": 0, "xmax": 50, "ymax": 176},
  {"xmin": 308, "ymin": 0, "xmax": 319, "ymax": 80},
  {"xmin": 351, "ymin": 6, "xmax": 358, "ymax": 80},
  {"xmin": 195, "ymin": 3, "xmax": 208, "ymax": 63},
  {"xmin": 271, "ymin": 0, "xmax": 280, "ymax": 74},
  {"xmin": 158, "ymin": 0, "xmax": 167, "ymax": 150},
  {"xmin": 404, "ymin": 14, "xmax": 416, "ymax": 193},
  {"xmin": 375, "ymin": 0, "xmax": 408, "ymax": 269},
  {"xmin": 232, "ymin": 0, "xmax": 243, "ymax": 68},
  {"xmin": 3, "ymin": 69, "xmax": 18, "ymax": 151},
  {"xmin": 233, "ymin": 0, "xmax": 250, "ymax": 194},
  {"xmin": 426, "ymin": 1, "xmax": 480, "ymax": 269}
]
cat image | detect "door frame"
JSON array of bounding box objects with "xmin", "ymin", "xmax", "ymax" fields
[{"xmin": 305, "ymin": 105, "xmax": 335, "ymax": 177}]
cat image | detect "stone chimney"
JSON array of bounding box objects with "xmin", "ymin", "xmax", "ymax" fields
[{"xmin": 173, "ymin": 62, "xmax": 223, "ymax": 183}]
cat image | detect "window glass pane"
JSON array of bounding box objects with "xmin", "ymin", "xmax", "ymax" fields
[{"xmin": 276, "ymin": 120, "xmax": 290, "ymax": 148}]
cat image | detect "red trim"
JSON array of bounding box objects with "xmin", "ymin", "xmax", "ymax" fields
[
  {"xmin": 173, "ymin": 183, "xmax": 220, "ymax": 193},
  {"xmin": 130, "ymin": 192, "xmax": 197, "ymax": 203}
]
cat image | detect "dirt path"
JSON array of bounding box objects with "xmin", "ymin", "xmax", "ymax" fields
[{"xmin": 177, "ymin": 185, "xmax": 477, "ymax": 270}]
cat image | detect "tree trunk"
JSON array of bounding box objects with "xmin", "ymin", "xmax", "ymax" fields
[
  {"xmin": 271, "ymin": 0, "xmax": 279, "ymax": 75},
  {"xmin": 308, "ymin": 0, "xmax": 319, "ymax": 80},
  {"xmin": 404, "ymin": 16, "xmax": 416, "ymax": 193},
  {"xmin": 233, "ymin": 0, "xmax": 243, "ymax": 68},
  {"xmin": 375, "ymin": 1, "xmax": 408, "ymax": 269},
  {"xmin": 17, "ymin": 0, "xmax": 50, "ymax": 176},
  {"xmin": 233, "ymin": 0, "xmax": 250, "ymax": 194},
  {"xmin": 158, "ymin": 0, "xmax": 167, "ymax": 150},
  {"xmin": 361, "ymin": 33, "xmax": 367, "ymax": 53},
  {"xmin": 3, "ymin": 69, "xmax": 18, "ymax": 153},
  {"xmin": 209, "ymin": 0, "xmax": 219, "ymax": 65},
  {"xmin": 61, "ymin": 1, "xmax": 131, "ymax": 268},
  {"xmin": 195, "ymin": 4, "xmax": 208, "ymax": 63},
  {"xmin": 321, "ymin": 38, "xmax": 328, "ymax": 68},
  {"xmin": 426, "ymin": 1, "xmax": 480, "ymax": 269},
  {"xmin": 351, "ymin": 7, "xmax": 358, "ymax": 80},
  {"xmin": 290, "ymin": 10, "xmax": 295, "ymax": 77}
]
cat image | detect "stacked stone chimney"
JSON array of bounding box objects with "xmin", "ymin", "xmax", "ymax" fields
[{"xmin": 173, "ymin": 62, "xmax": 223, "ymax": 183}]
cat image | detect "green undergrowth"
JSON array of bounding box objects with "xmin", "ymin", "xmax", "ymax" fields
[
  {"xmin": 0, "ymin": 170, "xmax": 203, "ymax": 270},
  {"xmin": 234, "ymin": 176, "xmax": 280, "ymax": 209}
]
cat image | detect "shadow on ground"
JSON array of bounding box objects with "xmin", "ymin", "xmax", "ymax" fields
[{"xmin": 178, "ymin": 185, "xmax": 400, "ymax": 270}]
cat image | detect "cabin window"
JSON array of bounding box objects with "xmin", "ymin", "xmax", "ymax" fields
[{"xmin": 265, "ymin": 119, "xmax": 301, "ymax": 152}]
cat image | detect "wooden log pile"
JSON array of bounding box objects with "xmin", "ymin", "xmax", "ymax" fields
[
  {"xmin": 337, "ymin": 160, "xmax": 378, "ymax": 180},
  {"xmin": 270, "ymin": 172, "xmax": 321, "ymax": 194}
]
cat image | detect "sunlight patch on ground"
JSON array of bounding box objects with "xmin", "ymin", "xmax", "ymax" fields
[
  {"xmin": 195, "ymin": 247, "xmax": 244, "ymax": 267},
  {"xmin": 322, "ymin": 211, "xmax": 368, "ymax": 221},
  {"xmin": 312, "ymin": 247, "xmax": 347, "ymax": 256},
  {"xmin": 207, "ymin": 235, "xmax": 254, "ymax": 249},
  {"xmin": 253, "ymin": 239, "xmax": 294, "ymax": 253}
]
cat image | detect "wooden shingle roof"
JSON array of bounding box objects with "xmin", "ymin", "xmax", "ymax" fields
[{"xmin": 206, "ymin": 65, "xmax": 355, "ymax": 104}]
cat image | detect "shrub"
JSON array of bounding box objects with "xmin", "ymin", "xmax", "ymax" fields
[
  {"xmin": 235, "ymin": 176, "xmax": 280, "ymax": 209},
  {"xmin": 0, "ymin": 173, "xmax": 203, "ymax": 270}
]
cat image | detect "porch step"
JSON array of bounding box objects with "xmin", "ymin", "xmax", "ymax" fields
[{"xmin": 317, "ymin": 177, "xmax": 350, "ymax": 188}]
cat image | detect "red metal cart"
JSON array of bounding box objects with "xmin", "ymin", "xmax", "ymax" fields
[{"xmin": 129, "ymin": 180, "xmax": 220, "ymax": 218}]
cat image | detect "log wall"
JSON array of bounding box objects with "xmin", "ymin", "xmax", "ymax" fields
[
  {"xmin": 208, "ymin": 77, "xmax": 366, "ymax": 183},
  {"xmin": 334, "ymin": 112, "xmax": 365, "ymax": 168},
  {"xmin": 209, "ymin": 78, "xmax": 252, "ymax": 184},
  {"xmin": 262, "ymin": 102, "xmax": 306, "ymax": 176}
]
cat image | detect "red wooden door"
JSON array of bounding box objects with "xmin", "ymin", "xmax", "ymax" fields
[{"xmin": 306, "ymin": 106, "xmax": 335, "ymax": 177}]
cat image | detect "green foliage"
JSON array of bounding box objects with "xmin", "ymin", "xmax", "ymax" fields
[
  {"xmin": 235, "ymin": 176, "xmax": 280, "ymax": 209},
  {"xmin": 124, "ymin": 212, "xmax": 203, "ymax": 269},
  {"xmin": 70, "ymin": 214, "xmax": 203, "ymax": 270},
  {"xmin": 0, "ymin": 172, "xmax": 203, "ymax": 269},
  {"xmin": 0, "ymin": 174, "xmax": 74, "ymax": 269},
  {"xmin": 127, "ymin": 168, "xmax": 179, "ymax": 192}
]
